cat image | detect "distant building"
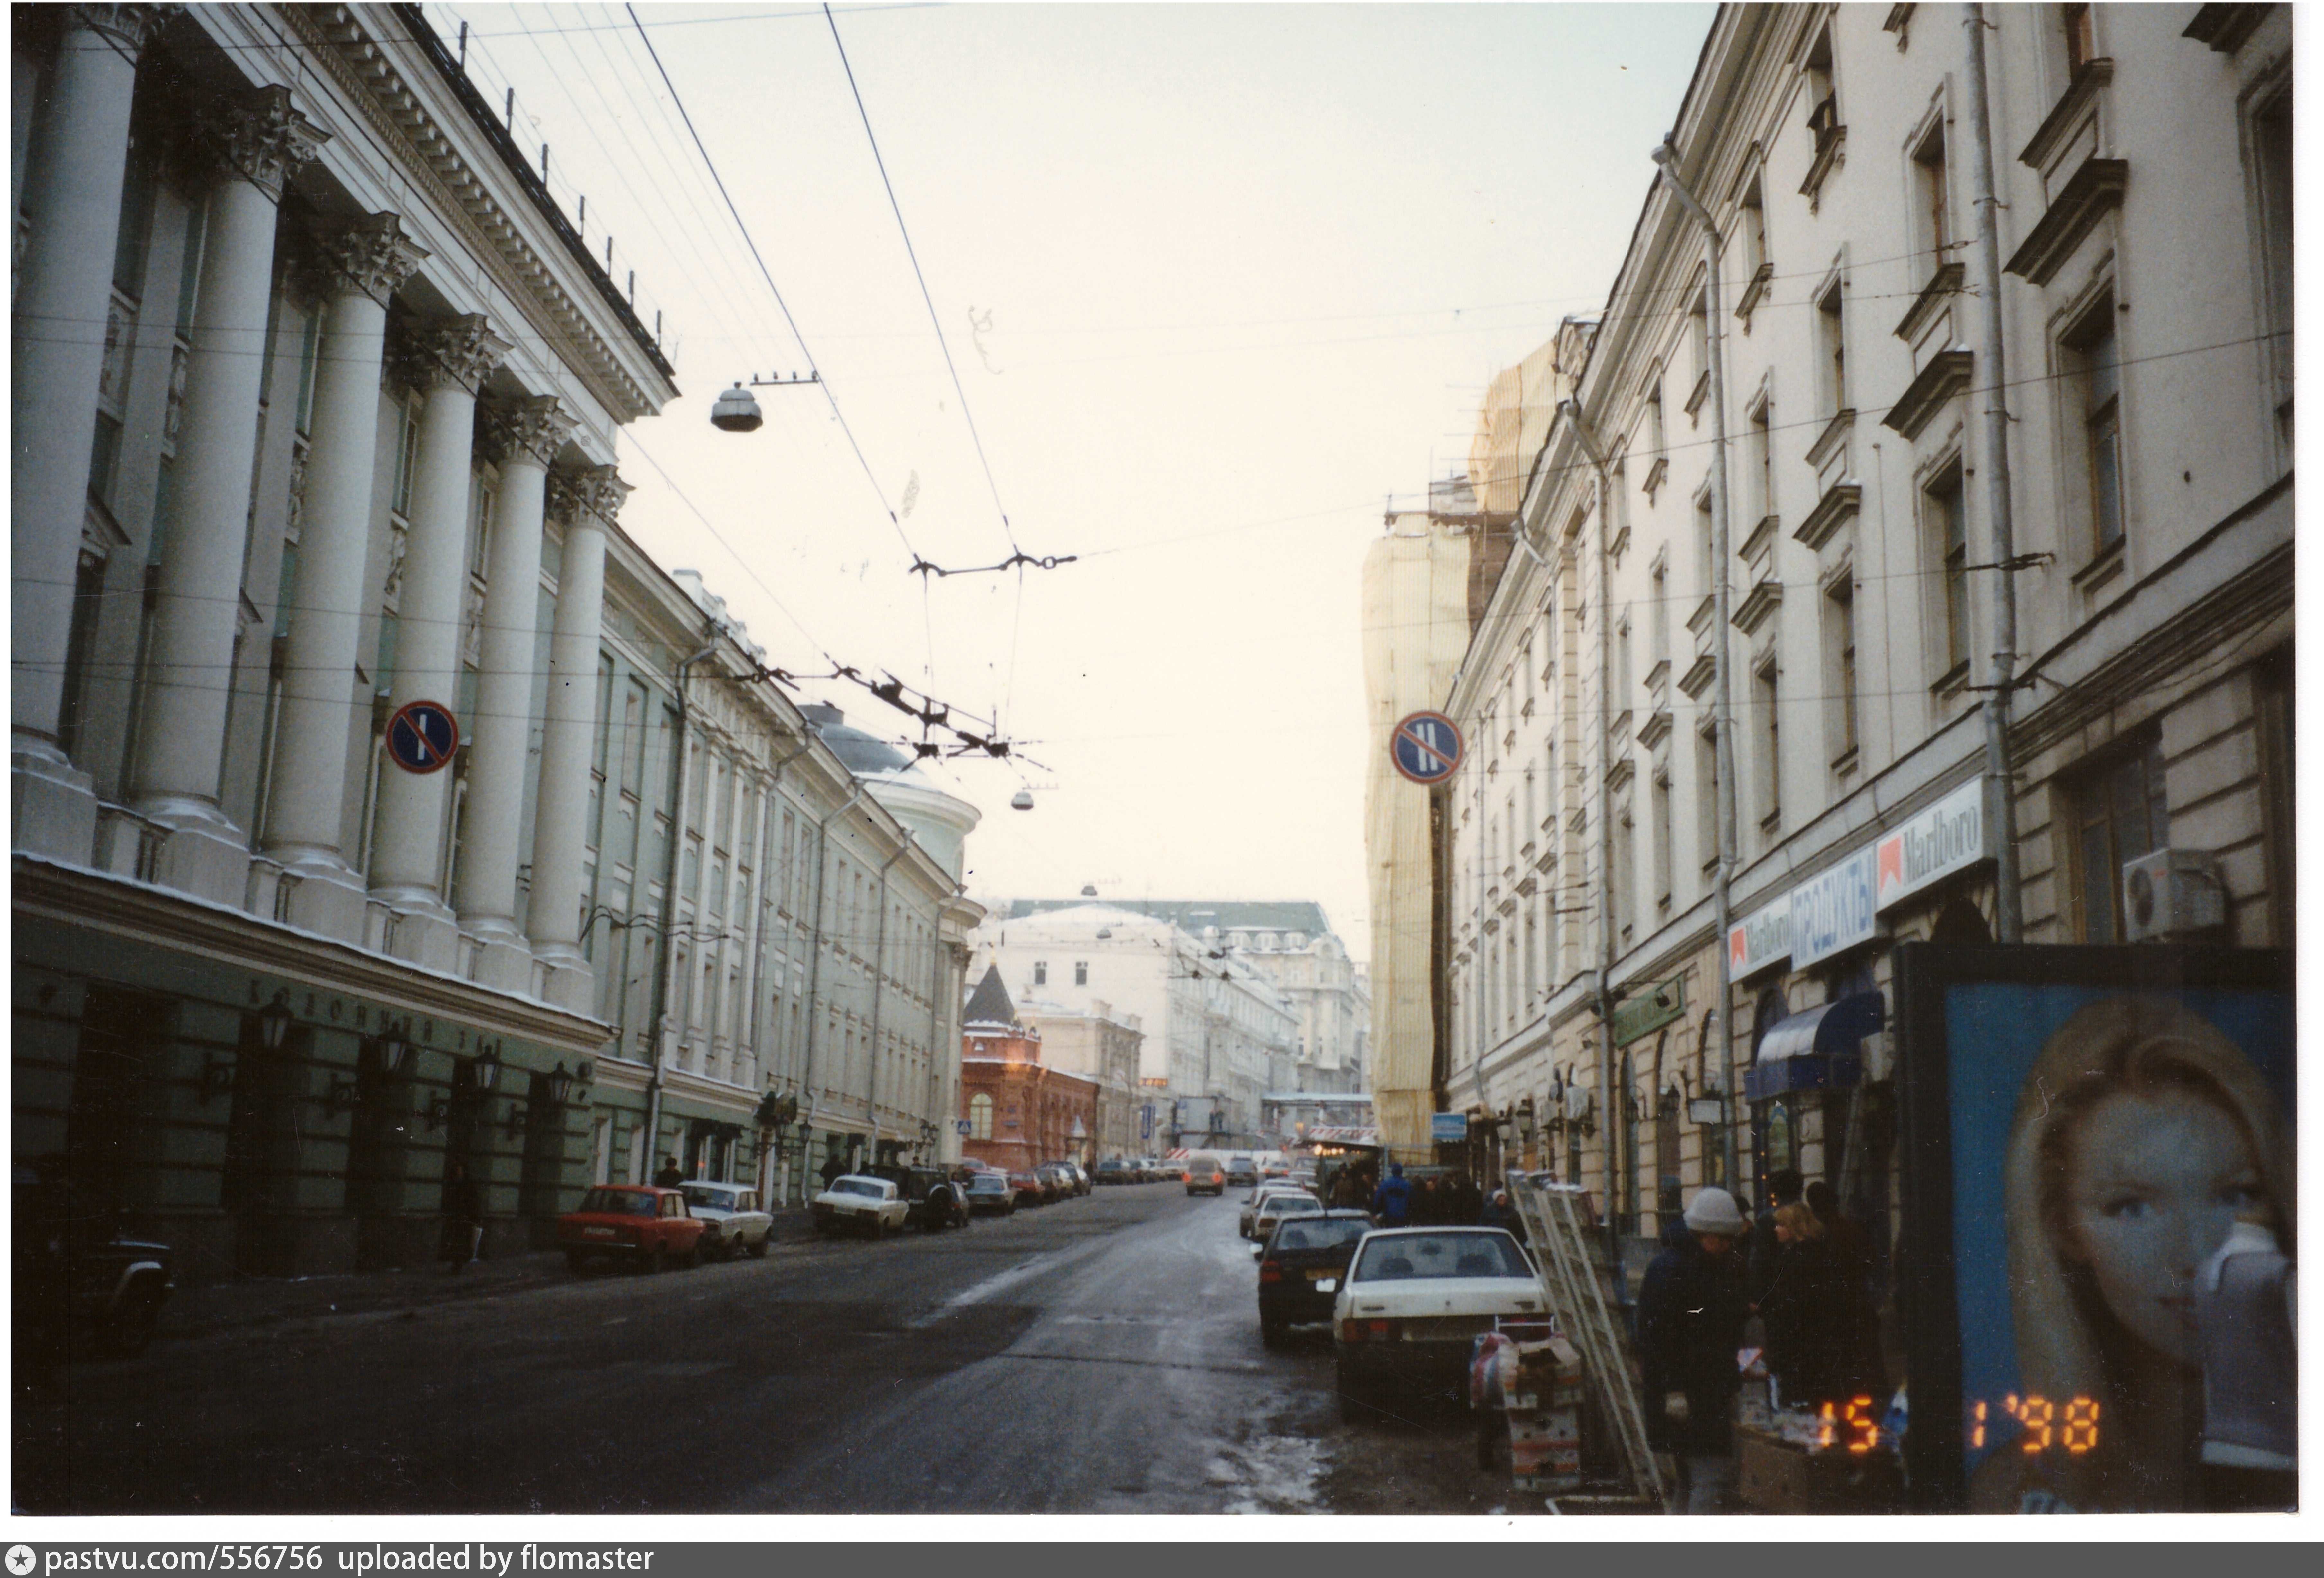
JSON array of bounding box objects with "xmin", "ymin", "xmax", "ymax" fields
[
  {"xmin": 1017, "ymin": 998, "xmax": 1145, "ymax": 1162},
  {"xmin": 959, "ymin": 966, "xmax": 1099, "ymax": 1171}
]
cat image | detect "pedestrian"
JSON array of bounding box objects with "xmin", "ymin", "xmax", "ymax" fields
[
  {"xmin": 1478, "ymin": 1186, "xmax": 1522, "ymax": 1238},
  {"xmin": 1634, "ymin": 1185, "xmax": 1750, "ymax": 1514},
  {"xmin": 1414, "ymin": 1176, "xmax": 1443, "ymax": 1225},
  {"xmin": 1748, "ymin": 1167, "xmax": 1802, "ymax": 1304},
  {"xmin": 654, "ymin": 1154, "xmax": 684, "ymax": 1189},
  {"xmin": 1452, "ymin": 1171, "xmax": 1483, "ymax": 1225},
  {"xmin": 819, "ymin": 1150, "xmax": 846, "ymax": 1192},
  {"xmin": 438, "ymin": 1159, "xmax": 483, "ymax": 1273},
  {"xmin": 1369, "ymin": 1162, "xmax": 1414, "ymax": 1227},
  {"xmin": 1756, "ymin": 1201, "xmax": 1857, "ymax": 1413}
]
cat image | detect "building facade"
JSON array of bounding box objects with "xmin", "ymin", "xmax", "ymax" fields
[
  {"xmin": 1018, "ymin": 998, "xmax": 1145, "ymax": 1163},
  {"xmin": 11, "ymin": 3, "xmax": 979, "ymax": 1278},
  {"xmin": 959, "ymin": 967, "xmax": 1101, "ymax": 1171},
  {"xmin": 1437, "ymin": 4, "xmax": 2293, "ymax": 1267}
]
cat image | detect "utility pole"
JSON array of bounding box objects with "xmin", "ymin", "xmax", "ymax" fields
[
  {"xmin": 1651, "ymin": 138, "xmax": 1744, "ymax": 1194},
  {"xmin": 1964, "ymin": 4, "xmax": 2025, "ymax": 941}
]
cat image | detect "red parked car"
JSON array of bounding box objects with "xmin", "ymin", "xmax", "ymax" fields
[
  {"xmin": 1008, "ymin": 1169, "xmax": 1047, "ymax": 1208},
  {"xmin": 557, "ymin": 1185, "xmax": 708, "ymax": 1274}
]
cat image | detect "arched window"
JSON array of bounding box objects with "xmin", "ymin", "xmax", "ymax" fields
[
  {"xmin": 1619, "ymin": 1050, "xmax": 1641, "ymax": 1236},
  {"xmin": 1653, "ymin": 1030, "xmax": 1683, "ymax": 1224},
  {"xmin": 968, "ymin": 1093, "xmax": 993, "ymax": 1141}
]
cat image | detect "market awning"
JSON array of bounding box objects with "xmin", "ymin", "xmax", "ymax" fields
[
  {"xmin": 1745, "ymin": 991, "xmax": 1884, "ymax": 1103},
  {"xmin": 1306, "ymin": 1126, "xmax": 1381, "ymax": 1147}
]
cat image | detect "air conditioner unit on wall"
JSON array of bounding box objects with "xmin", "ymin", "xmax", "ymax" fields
[{"xmin": 2121, "ymin": 848, "xmax": 2227, "ymax": 942}]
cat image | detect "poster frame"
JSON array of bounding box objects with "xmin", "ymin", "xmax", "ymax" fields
[{"xmin": 1891, "ymin": 940, "xmax": 2293, "ymax": 1511}]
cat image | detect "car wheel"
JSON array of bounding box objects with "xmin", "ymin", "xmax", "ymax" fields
[
  {"xmin": 683, "ymin": 1240, "xmax": 702, "ymax": 1269},
  {"xmin": 645, "ymin": 1242, "xmax": 667, "ymax": 1275},
  {"xmin": 97, "ymin": 1291, "xmax": 163, "ymax": 1359},
  {"xmin": 747, "ymin": 1234, "xmax": 769, "ymax": 1259},
  {"xmin": 1259, "ymin": 1316, "xmax": 1287, "ymax": 1350},
  {"xmin": 565, "ymin": 1250, "xmax": 591, "ymax": 1274}
]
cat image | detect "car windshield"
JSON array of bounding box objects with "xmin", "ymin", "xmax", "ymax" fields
[
  {"xmin": 681, "ymin": 1187, "xmax": 734, "ymax": 1210},
  {"xmin": 968, "ymin": 1176, "xmax": 1007, "ymax": 1192},
  {"xmin": 832, "ymin": 1179, "xmax": 883, "ymax": 1199},
  {"xmin": 1272, "ymin": 1219, "xmax": 1369, "ymax": 1251},
  {"xmin": 1352, "ymin": 1232, "xmax": 1533, "ymax": 1282},
  {"xmin": 578, "ymin": 1189, "xmax": 655, "ymax": 1217}
]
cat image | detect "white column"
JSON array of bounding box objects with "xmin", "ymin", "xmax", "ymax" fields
[
  {"xmin": 10, "ymin": 4, "xmax": 173, "ymax": 857},
  {"xmin": 456, "ymin": 394, "xmax": 573, "ymax": 990},
  {"xmin": 127, "ymin": 86, "xmax": 325, "ymax": 901},
  {"xmin": 527, "ymin": 467, "xmax": 624, "ymax": 1012},
  {"xmin": 259, "ymin": 214, "xmax": 426, "ymax": 937},
  {"xmin": 366, "ymin": 313, "xmax": 509, "ymax": 966}
]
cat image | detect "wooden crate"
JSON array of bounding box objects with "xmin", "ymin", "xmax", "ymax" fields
[{"xmin": 1735, "ymin": 1428, "xmax": 1903, "ymax": 1513}]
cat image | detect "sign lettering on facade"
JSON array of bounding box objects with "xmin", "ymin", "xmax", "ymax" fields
[
  {"xmin": 1430, "ymin": 1111, "xmax": 1469, "ymax": 1143},
  {"xmin": 1876, "ymin": 777, "xmax": 1989, "ymax": 912},
  {"xmin": 1727, "ymin": 897, "xmax": 1792, "ymax": 979},
  {"xmin": 1790, "ymin": 846, "xmax": 1880, "ymax": 969},
  {"xmin": 1611, "ymin": 974, "xmax": 1688, "ymax": 1047}
]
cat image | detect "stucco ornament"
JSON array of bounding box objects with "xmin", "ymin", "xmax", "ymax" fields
[
  {"xmin": 202, "ymin": 84, "xmax": 329, "ymax": 202},
  {"xmin": 397, "ymin": 313, "xmax": 511, "ymax": 395},
  {"xmin": 67, "ymin": 3, "xmax": 178, "ymax": 56},
  {"xmin": 317, "ymin": 211, "xmax": 428, "ymax": 305},
  {"xmin": 482, "ymin": 394, "xmax": 576, "ymax": 469},
  {"xmin": 550, "ymin": 463, "xmax": 633, "ymax": 527}
]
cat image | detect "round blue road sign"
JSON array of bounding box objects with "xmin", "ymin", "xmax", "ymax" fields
[
  {"xmin": 1390, "ymin": 710, "xmax": 1463, "ymax": 785},
  {"xmin": 385, "ymin": 699, "xmax": 460, "ymax": 775}
]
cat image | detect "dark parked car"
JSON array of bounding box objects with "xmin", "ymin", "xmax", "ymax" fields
[
  {"xmin": 557, "ymin": 1185, "xmax": 707, "ymax": 1273},
  {"xmin": 964, "ymin": 1172, "xmax": 1017, "ymax": 1216},
  {"xmin": 1254, "ymin": 1209, "xmax": 1371, "ymax": 1348},
  {"xmin": 1035, "ymin": 1162, "xmax": 1075, "ymax": 1202},
  {"xmin": 867, "ymin": 1164, "xmax": 971, "ymax": 1232},
  {"xmin": 1095, "ymin": 1159, "xmax": 1133, "ymax": 1186},
  {"xmin": 12, "ymin": 1161, "xmax": 173, "ymax": 1360}
]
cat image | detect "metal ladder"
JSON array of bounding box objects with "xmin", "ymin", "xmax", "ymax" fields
[{"xmin": 1506, "ymin": 1172, "xmax": 1665, "ymax": 1504}]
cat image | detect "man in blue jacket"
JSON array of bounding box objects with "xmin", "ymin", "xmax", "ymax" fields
[{"xmin": 1369, "ymin": 1162, "xmax": 1414, "ymax": 1227}]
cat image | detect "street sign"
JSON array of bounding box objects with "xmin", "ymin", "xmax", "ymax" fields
[
  {"xmin": 955, "ymin": 1118, "xmax": 971, "ymax": 1136},
  {"xmin": 1390, "ymin": 710, "xmax": 1463, "ymax": 786},
  {"xmin": 1430, "ymin": 1111, "xmax": 1468, "ymax": 1143},
  {"xmin": 385, "ymin": 699, "xmax": 459, "ymax": 775},
  {"xmin": 1140, "ymin": 1103, "xmax": 1154, "ymax": 1139}
]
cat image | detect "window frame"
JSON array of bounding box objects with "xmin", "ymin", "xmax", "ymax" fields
[{"xmin": 2067, "ymin": 733, "xmax": 2170, "ymax": 943}]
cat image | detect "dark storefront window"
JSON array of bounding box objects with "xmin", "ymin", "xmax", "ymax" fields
[{"xmin": 2071, "ymin": 735, "xmax": 2168, "ymax": 942}]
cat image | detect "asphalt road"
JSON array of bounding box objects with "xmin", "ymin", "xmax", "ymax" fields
[{"xmin": 13, "ymin": 1185, "xmax": 1524, "ymax": 1516}]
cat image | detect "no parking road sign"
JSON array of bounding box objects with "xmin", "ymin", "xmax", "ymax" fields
[
  {"xmin": 385, "ymin": 699, "xmax": 460, "ymax": 775},
  {"xmin": 1390, "ymin": 710, "xmax": 1463, "ymax": 786}
]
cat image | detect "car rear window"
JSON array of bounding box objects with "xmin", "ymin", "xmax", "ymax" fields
[
  {"xmin": 833, "ymin": 1179, "xmax": 883, "ymax": 1199},
  {"xmin": 1265, "ymin": 1197, "xmax": 1322, "ymax": 1216},
  {"xmin": 578, "ymin": 1189, "xmax": 656, "ymax": 1216},
  {"xmin": 1352, "ymin": 1232, "xmax": 1533, "ymax": 1282},
  {"xmin": 1273, "ymin": 1219, "xmax": 1369, "ymax": 1251},
  {"xmin": 682, "ymin": 1187, "xmax": 735, "ymax": 1210}
]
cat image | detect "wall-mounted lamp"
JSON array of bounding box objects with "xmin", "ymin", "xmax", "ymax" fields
[
  {"xmin": 500, "ymin": 1099, "xmax": 529, "ymax": 1139},
  {"xmin": 475, "ymin": 1046, "xmax": 501, "ymax": 1094},
  {"xmin": 200, "ymin": 1053, "xmax": 237, "ymax": 1103},
  {"xmin": 256, "ymin": 992, "xmax": 294, "ymax": 1052},
  {"xmin": 546, "ymin": 1061, "xmax": 577, "ymax": 1106}
]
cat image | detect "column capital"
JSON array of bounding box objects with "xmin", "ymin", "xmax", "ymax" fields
[
  {"xmin": 394, "ymin": 312, "xmax": 510, "ymax": 396},
  {"xmin": 199, "ymin": 84, "xmax": 328, "ymax": 202},
  {"xmin": 64, "ymin": 3, "xmax": 177, "ymax": 56},
  {"xmin": 311, "ymin": 211, "xmax": 428, "ymax": 306},
  {"xmin": 549, "ymin": 462, "xmax": 633, "ymax": 528},
  {"xmin": 480, "ymin": 393, "xmax": 575, "ymax": 469}
]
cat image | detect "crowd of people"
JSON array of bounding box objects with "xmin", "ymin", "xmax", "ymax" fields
[{"xmin": 1322, "ymin": 1160, "xmax": 1524, "ymax": 1237}]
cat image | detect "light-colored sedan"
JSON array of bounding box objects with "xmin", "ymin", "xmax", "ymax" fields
[
  {"xmin": 1250, "ymin": 1191, "xmax": 1327, "ymax": 1244},
  {"xmin": 1330, "ymin": 1227, "xmax": 1545, "ymax": 1422},
  {"xmin": 1239, "ymin": 1184, "xmax": 1319, "ymax": 1239},
  {"xmin": 679, "ymin": 1181, "xmax": 773, "ymax": 1260},
  {"xmin": 810, "ymin": 1175, "xmax": 911, "ymax": 1239}
]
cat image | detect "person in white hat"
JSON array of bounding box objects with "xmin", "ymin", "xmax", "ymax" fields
[{"xmin": 1635, "ymin": 1185, "xmax": 1751, "ymax": 1513}]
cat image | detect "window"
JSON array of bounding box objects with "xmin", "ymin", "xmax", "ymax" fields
[
  {"xmin": 1695, "ymin": 493, "xmax": 1716, "ymax": 606},
  {"xmin": 1927, "ymin": 462, "xmax": 1969, "ymax": 676},
  {"xmin": 2062, "ymin": 3, "xmax": 2095, "ymax": 75},
  {"xmin": 1815, "ymin": 280, "xmax": 1847, "ymax": 417},
  {"xmin": 2064, "ymin": 300, "xmax": 2123, "ymax": 556},
  {"xmin": 2256, "ymin": 648, "xmax": 2293, "ymax": 946},
  {"xmin": 1747, "ymin": 398, "xmax": 1774, "ymax": 522},
  {"xmin": 1074, "ymin": 961, "xmax": 1088, "ymax": 986},
  {"xmin": 1912, "ymin": 118, "xmax": 1951, "ymax": 276},
  {"xmin": 1613, "ymin": 802, "xmax": 1635, "ymax": 947},
  {"xmin": 2251, "ymin": 87, "xmax": 2292, "ymax": 439},
  {"xmin": 967, "ymin": 1093, "xmax": 993, "ymax": 1141},
  {"xmin": 1695, "ymin": 723, "xmax": 1720, "ymax": 874},
  {"xmin": 56, "ymin": 550, "xmax": 108, "ymax": 760},
  {"xmin": 1741, "ymin": 176, "xmax": 1768, "ymax": 277},
  {"xmin": 1615, "ymin": 612, "xmax": 1633, "ymax": 711},
  {"xmin": 1689, "ymin": 289, "xmax": 1710, "ymax": 395},
  {"xmin": 1649, "ymin": 556, "xmax": 1670, "ymax": 677},
  {"xmin": 1033, "ymin": 961, "xmax": 1047, "ymax": 986},
  {"xmin": 392, "ymin": 398, "xmax": 420, "ymax": 518},
  {"xmin": 2071, "ymin": 736, "xmax": 2168, "ymax": 942},
  {"xmin": 1824, "ymin": 574, "xmax": 1859, "ymax": 765},
  {"xmin": 1652, "ymin": 768, "xmax": 1674, "ymax": 910},
  {"xmin": 1754, "ymin": 655, "xmax": 1781, "ymax": 831},
  {"xmin": 1646, "ymin": 376, "xmax": 1667, "ymax": 469}
]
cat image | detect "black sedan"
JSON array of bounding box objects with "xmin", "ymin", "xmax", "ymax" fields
[{"xmin": 1253, "ymin": 1208, "xmax": 1372, "ymax": 1348}]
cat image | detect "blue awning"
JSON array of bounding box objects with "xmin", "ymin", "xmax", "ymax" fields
[{"xmin": 1746, "ymin": 991, "xmax": 1885, "ymax": 1103}]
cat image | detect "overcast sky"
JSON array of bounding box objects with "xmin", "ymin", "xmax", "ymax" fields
[{"xmin": 428, "ymin": 1, "xmax": 1716, "ymax": 962}]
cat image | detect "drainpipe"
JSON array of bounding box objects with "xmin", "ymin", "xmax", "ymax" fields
[
  {"xmin": 744, "ymin": 732, "xmax": 815, "ymax": 1194},
  {"xmin": 1652, "ymin": 136, "xmax": 1744, "ymax": 1195},
  {"xmin": 800, "ymin": 781, "xmax": 869, "ymax": 1167},
  {"xmin": 1558, "ymin": 398, "xmax": 1626, "ymax": 1266},
  {"xmin": 866, "ymin": 838, "xmax": 910, "ymax": 1156},
  {"xmin": 1964, "ymin": 4, "xmax": 2024, "ymax": 942},
  {"xmin": 640, "ymin": 632, "xmax": 722, "ymax": 1183}
]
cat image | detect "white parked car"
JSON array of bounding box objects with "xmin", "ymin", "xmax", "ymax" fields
[
  {"xmin": 1239, "ymin": 1184, "xmax": 1318, "ymax": 1239},
  {"xmin": 1330, "ymin": 1227, "xmax": 1545, "ymax": 1422},
  {"xmin": 811, "ymin": 1175, "xmax": 910, "ymax": 1239},
  {"xmin": 679, "ymin": 1181, "xmax": 773, "ymax": 1260},
  {"xmin": 1250, "ymin": 1191, "xmax": 1326, "ymax": 1243}
]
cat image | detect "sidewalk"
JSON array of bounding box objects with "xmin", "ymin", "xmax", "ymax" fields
[{"xmin": 160, "ymin": 1206, "xmax": 829, "ymax": 1342}]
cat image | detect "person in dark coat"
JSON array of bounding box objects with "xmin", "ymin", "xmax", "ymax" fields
[
  {"xmin": 1756, "ymin": 1201, "xmax": 1864, "ymax": 1412},
  {"xmin": 1369, "ymin": 1162, "xmax": 1413, "ymax": 1227},
  {"xmin": 438, "ymin": 1160, "xmax": 484, "ymax": 1272},
  {"xmin": 1452, "ymin": 1172, "xmax": 1484, "ymax": 1225},
  {"xmin": 1634, "ymin": 1186, "xmax": 1750, "ymax": 1514},
  {"xmin": 1747, "ymin": 1167, "xmax": 1803, "ymax": 1304},
  {"xmin": 1477, "ymin": 1186, "xmax": 1523, "ymax": 1239},
  {"xmin": 819, "ymin": 1150, "xmax": 846, "ymax": 1192},
  {"xmin": 655, "ymin": 1155, "xmax": 685, "ymax": 1189}
]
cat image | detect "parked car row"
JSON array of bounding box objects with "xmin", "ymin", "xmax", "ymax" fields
[{"xmin": 1093, "ymin": 1157, "xmax": 1183, "ymax": 1185}]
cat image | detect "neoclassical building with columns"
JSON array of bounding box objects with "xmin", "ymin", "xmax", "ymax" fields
[{"xmin": 11, "ymin": 4, "xmax": 979, "ymax": 1279}]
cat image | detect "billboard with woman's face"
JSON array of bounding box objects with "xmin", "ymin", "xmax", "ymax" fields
[{"xmin": 1894, "ymin": 945, "xmax": 2294, "ymax": 1513}]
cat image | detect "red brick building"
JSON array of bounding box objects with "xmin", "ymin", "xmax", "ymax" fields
[{"xmin": 960, "ymin": 966, "xmax": 1099, "ymax": 1170}]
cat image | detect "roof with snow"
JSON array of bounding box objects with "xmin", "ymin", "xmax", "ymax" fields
[{"xmin": 962, "ymin": 963, "xmax": 1017, "ymax": 1029}]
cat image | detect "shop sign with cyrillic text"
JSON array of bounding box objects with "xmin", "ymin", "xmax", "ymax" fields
[{"xmin": 1791, "ymin": 846, "xmax": 1880, "ymax": 969}]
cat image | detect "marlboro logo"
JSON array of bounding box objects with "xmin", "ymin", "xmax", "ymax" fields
[{"xmin": 1875, "ymin": 779, "xmax": 1987, "ymax": 910}]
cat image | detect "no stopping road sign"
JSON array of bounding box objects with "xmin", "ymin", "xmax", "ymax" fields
[{"xmin": 1390, "ymin": 710, "xmax": 1463, "ymax": 786}]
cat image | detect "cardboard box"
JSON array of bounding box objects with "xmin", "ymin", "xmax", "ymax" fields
[{"xmin": 1735, "ymin": 1428, "xmax": 1902, "ymax": 1513}]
